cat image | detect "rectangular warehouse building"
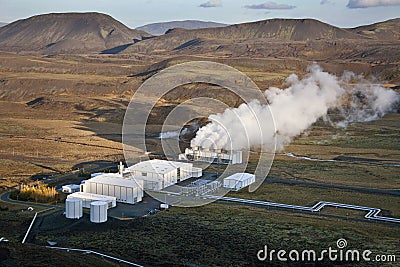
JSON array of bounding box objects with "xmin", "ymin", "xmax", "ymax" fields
[
  {"xmin": 126, "ymin": 159, "xmax": 194, "ymax": 191},
  {"xmin": 67, "ymin": 192, "xmax": 117, "ymax": 209},
  {"xmin": 223, "ymin": 173, "xmax": 255, "ymax": 191},
  {"xmin": 84, "ymin": 173, "xmax": 143, "ymax": 204},
  {"xmin": 62, "ymin": 184, "xmax": 80, "ymax": 194}
]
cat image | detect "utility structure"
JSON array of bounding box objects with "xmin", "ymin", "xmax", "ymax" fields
[
  {"xmin": 125, "ymin": 159, "xmax": 198, "ymax": 190},
  {"xmin": 179, "ymin": 146, "xmax": 243, "ymax": 165}
]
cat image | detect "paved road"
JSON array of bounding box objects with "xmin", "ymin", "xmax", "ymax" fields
[{"xmin": 0, "ymin": 191, "xmax": 61, "ymax": 209}]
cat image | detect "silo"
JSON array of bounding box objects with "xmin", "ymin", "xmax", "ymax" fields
[
  {"xmin": 65, "ymin": 198, "xmax": 83, "ymax": 219},
  {"xmin": 90, "ymin": 201, "xmax": 108, "ymax": 223}
]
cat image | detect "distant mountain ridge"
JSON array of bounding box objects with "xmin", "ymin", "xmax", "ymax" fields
[
  {"xmin": 0, "ymin": 22, "xmax": 7, "ymax": 27},
  {"xmin": 169, "ymin": 18, "xmax": 364, "ymax": 40},
  {"xmin": 135, "ymin": 20, "xmax": 228, "ymax": 35},
  {"xmin": 0, "ymin": 13, "xmax": 398, "ymax": 56},
  {"xmin": 123, "ymin": 18, "xmax": 367, "ymax": 54},
  {"xmin": 349, "ymin": 18, "xmax": 400, "ymax": 40},
  {"xmin": 0, "ymin": 12, "xmax": 151, "ymax": 54}
]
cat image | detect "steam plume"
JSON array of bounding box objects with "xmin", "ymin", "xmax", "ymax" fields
[
  {"xmin": 191, "ymin": 64, "xmax": 399, "ymax": 151},
  {"xmin": 159, "ymin": 128, "xmax": 189, "ymax": 139}
]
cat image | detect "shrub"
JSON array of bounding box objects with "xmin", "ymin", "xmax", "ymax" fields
[{"xmin": 11, "ymin": 182, "xmax": 58, "ymax": 203}]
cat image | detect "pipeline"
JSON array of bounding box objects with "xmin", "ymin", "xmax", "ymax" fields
[{"xmin": 205, "ymin": 195, "xmax": 400, "ymax": 224}]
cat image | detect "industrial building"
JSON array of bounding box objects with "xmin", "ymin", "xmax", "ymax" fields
[
  {"xmin": 179, "ymin": 146, "xmax": 243, "ymax": 165},
  {"xmin": 62, "ymin": 184, "xmax": 80, "ymax": 194},
  {"xmin": 223, "ymin": 173, "xmax": 255, "ymax": 191},
  {"xmin": 191, "ymin": 167, "xmax": 203, "ymax": 178},
  {"xmin": 125, "ymin": 159, "xmax": 197, "ymax": 191},
  {"xmin": 67, "ymin": 192, "xmax": 117, "ymax": 208},
  {"xmin": 83, "ymin": 173, "xmax": 143, "ymax": 204}
]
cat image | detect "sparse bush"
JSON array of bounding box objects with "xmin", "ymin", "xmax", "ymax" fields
[{"xmin": 11, "ymin": 181, "xmax": 58, "ymax": 203}]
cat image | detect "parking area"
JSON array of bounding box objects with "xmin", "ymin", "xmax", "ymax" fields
[{"xmin": 107, "ymin": 194, "xmax": 162, "ymax": 218}]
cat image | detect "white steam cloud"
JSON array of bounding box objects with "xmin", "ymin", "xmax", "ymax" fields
[
  {"xmin": 191, "ymin": 64, "xmax": 399, "ymax": 151},
  {"xmin": 159, "ymin": 128, "xmax": 189, "ymax": 139}
]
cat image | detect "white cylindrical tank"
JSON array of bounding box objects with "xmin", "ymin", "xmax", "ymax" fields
[
  {"xmin": 90, "ymin": 201, "xmax": 108, "ymax": 223},
  {"xmin": 65, "ymin": 198, "xmax": 83, "ymax": 219}
]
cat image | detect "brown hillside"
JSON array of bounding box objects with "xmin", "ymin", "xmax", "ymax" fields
[
  {"xmin": 123, "ymin": 18, "xmax": 366, "ymax": 54},
  {"xmin": 0, "ymin": 12, "xmax": 151, "ymax": 54},
  {"xmin": 349, "ymin": 18, "xmax": 400, "ymax": 41},
  {"xmin": 135, "ymin": 20, "xmax": 228, "ymax": 35}
]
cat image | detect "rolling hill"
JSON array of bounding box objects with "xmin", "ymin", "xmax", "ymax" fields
[
  {"xmin": 349, "ymin": 18, "xmax": 400, "ymax": 41},
  {"xmin": 135, "ymin": 20, "xmax": 228, "ymax": 35},
  {"xmin": 123, "ymin": 18, "xmax": 366, "ymax": 54},
  {"xmin": 0, "ymin": 12, "xmax": 151, "ymax": 54}
]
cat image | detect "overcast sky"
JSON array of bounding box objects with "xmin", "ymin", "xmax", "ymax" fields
[{"xmin": 0, "ymin": 0, "xmax": 399, "ymax": 28}]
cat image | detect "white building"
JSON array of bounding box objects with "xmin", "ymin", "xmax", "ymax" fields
[
  {"xmin": 223, "ymin": 173, "xmax": 256, "ymax": 191},
  {"xmin": 191, "ymin": 167, "xmax": 203, "ymax": 178},
  {"xmin": 68, "ymin": 192, "xmax": 117, "ymax": 208},
  {"xmin": 62, "ymin": 184, "xmax": 80, "ymax": 194},
  {"xmin": 125, "ymin": 159, "xmax": 194, "ymax": 191},
  {"xmin": 84, "ymin": 173, "xmax": 143, "ymax": 204},
  {"xmin": 180, "ymin": 146, "xmax": 243, "ymax": 165},
  {"xmin": 91, "ymin": 173, "xmax": 104, "ymax": 178}
]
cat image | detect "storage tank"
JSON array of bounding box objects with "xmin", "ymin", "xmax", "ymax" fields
[
  {"xmin": 65, "ymin": 198, "xmax": 83, "ymax": 219},
  {"xmin": 90, "ymin": 201, "xmax": 108, "ymax": 223}
]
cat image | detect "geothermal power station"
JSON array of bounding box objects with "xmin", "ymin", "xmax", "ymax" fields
[{"xmin": 63, "ymin": 149, "xmax": 253, "ymax": 223}]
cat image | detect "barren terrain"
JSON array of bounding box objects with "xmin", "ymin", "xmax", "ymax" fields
[{"xmin": 0, "ymin": 14, "xmax": 399, "ymax": 266}]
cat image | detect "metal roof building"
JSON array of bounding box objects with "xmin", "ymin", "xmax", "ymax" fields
[
  {"xmin": 223, "ymin": 173, "xmax": 255, "ymax": 191},
  {"xmin": 125, "ymin": 159, "xmax": 194, "ymax": 191},
  {"xmin": 84, "ymin": 173, "xmax": 143, "ymax": 204},
  {"xmin": 68, "ymin": 192, "xmax": 117, "ymax": 208},
  {"xmin": 62, "ymin": 184, "xmax": 80, "ymax": 194}
]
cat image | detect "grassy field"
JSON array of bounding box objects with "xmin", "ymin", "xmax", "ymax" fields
[
  {"xmin": 229, "ymin": 182, "xmax": 400, "ymax": 217},
  {"xmin": 0, "ymin": 101, "xmax": 124, "ymax": 189},
  {"xmin": 34, "ymin": 204, "xmax": 400, "ymax": 266}
]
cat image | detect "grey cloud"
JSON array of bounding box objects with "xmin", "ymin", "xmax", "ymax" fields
[
  {"xmin": 347, "ymin": 0, "xmax": 400, "ymax": 8},
  {"xmin": 199, "ymin": 0, "xmax": 222, "ymax": 8},
  {"xmin": 244, "ymin": 1, "xmax": 296, "ymax": 10}
]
